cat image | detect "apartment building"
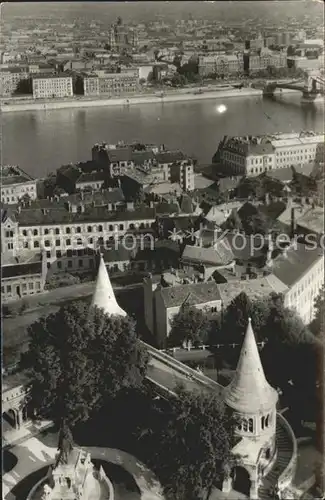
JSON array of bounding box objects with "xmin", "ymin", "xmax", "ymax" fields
[
  {"xmin": 198, "ymin": 54, "xmax": 244, "ymax": 77},
  {"xmin": 1, "ymin": 165, "xmax": 37, "ymax": 205},
  {"xmin": 1, "ymin": 203, "xmax": 156, "ymax": 274},
  {"xmin": 271, "ymin": 243, "xmax": 324, "ymax": 325},
  {"xmin": 91, "ymin": 143, "xmax": 195, "ymax": 191},
  {"xmin": 216, "ymin": 132, "xmax": 324, "ymax": 176},
  {"xmin": 143, "ymin": 271, "xmax": 288, "ymax": 348},
  {"xmin": 32, "ymin": 75, "xmax": 73, "ymax": 99},
  {"xmin": 83, "ymin": 70, "xmax": 139, "ymax": 97},
  {"xmin": 2, "ymin": 252, "xmax": 47, "ymax": 303},
  {"xmin": 249, "ymin": 52, "xmax": 287, "ymax": 72},
  {"xmin": 0, "ymin": 67, "xmax": 29, "ymax": 96}
]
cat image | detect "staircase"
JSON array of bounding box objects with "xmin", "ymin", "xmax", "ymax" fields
[{"xmin": 258, "ymin": 419, "xmax": 295, "ymax": 499}]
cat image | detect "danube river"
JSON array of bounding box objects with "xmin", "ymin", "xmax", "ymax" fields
[{"xmin": 2, "ymin": 93, "xmax": 323, "ymax": 178}]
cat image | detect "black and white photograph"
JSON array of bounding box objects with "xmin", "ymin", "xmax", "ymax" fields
[{"xmin": 1, "ymin": 1, "xmax": 324, "ymax": 499}]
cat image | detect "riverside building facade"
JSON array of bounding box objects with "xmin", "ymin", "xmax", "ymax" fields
[
  {"xmin": 0, "ymin": 67, "xmax": 29, "ymax": 96},
  {"xmin": 1, "ymin": 165, "xmax": 38, "ymax": 205},
  {"xmin": 83, "ymin": 70, "xmax": 139, "ymax": 97},
  {"xmin": 215, "ymin": 132, "xmax": 324, "ymax": 176},
  {"xmin": 32, "ymin": 75, "xmax": 73, "ymax": 99}
]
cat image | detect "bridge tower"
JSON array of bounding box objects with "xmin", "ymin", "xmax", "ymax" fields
[
  {"xmin": 90, "ymin": 254, "xmax": 126, "ymax": 317},
  {"xmin": 222, "ymin": 318, "xmax": 278, "ymax": 499}
]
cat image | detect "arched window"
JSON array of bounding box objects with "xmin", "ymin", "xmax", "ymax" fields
[
  {"xmin": 248, "ymin": 418, "xmax": 254, "ymax": 433},
  {"xmin": 265, "ymin": 414, "xmax": 270, "ymax": 428},
  {"xmin": 76, "ymin": 226, "xmax": 81, "ymax": 233},
  {"xmin": 44, "ymin": 228, "xmax": 49, "ymax": 235},
  {"xmin": 242, "ymin": 419, "xmax": 248, "ymax": 432},
  {"xmin": 98, "ymin": 225, "xmax": 103, "ymax": 232},
  {"xmin": 33, "ymin": 229, "xmax": 38, "ymax": 236},
  {"xmin": 261, "ymin": 416, "xmax": 265, "ymax": 430},
  {"xmin": 66, "ymin": 227, "xmax": 71, "ymax": 234}
]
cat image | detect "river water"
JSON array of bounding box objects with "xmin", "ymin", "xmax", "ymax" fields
[{"xmin": 2, "ymin": 94, "xmax": 323, "ymax": 178}]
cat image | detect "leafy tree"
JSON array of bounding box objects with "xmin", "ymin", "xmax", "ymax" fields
[
  {"xmin": 137, "ymin": 385, "xmax": 233, "ymax": 500},
  {"xmin": 220, "ymin": 292, "xmax": 270, "ymax": 344},
  {"xmin": 21, "ymin": 302, "xmax": 148, "ymax": 432},
  {"xmin": 168, "ymin": 304, "xmax": 212, "ymax": 347},
  {"xmin": 310, "ymin": 285, "xmax": 325, "ymax": 338}
]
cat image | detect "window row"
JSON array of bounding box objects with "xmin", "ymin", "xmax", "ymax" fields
[
  {"xmin": 18, "ymin": 222, "xmax": 153, "ymax": 237},
  {"xmin": 2, "ymin": 281, "xmax": 41, "ymax": 294}
]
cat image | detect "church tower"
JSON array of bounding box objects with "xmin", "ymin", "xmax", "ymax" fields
[
  {"xmin": 90, "ymin": 254, "xmax": 126, "ymax": 317},
  {"xmin": 222, "ymin": 318, "xmax": 279, "ymax": 499}
]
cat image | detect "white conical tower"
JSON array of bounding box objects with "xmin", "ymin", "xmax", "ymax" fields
[
  {"xmin": 90, "ymin": 255, "xmax": 127, "ymax": 317},
  {"xmin": 224, "ymin": 318, "xmax": 278, "ymax": 413}
]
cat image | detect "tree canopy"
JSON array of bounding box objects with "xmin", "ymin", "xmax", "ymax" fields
[
  {"xmin": 310, "ymin": 285, "xmax": 325, "ymax": 338},
  {"xmin": 137, "ymin": 385, "xmax": 233, "ymax": 500},
  {"xmin": 168, "ymin": 303, "xmax": 213, "ymax": 347},
  {"xmin": 21, "ymin": 301, "xmax": 148, "ymax": 430}
]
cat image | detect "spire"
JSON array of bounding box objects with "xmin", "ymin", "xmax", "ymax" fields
[
  {"xmin": 91, "ymin": 255, "xmax": 126, "ymax": 317},
  {"xmin": 224, "ymin": 318, "xmax": 278, "ymax": 413}
]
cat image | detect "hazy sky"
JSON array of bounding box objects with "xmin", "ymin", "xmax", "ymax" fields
[{"xmin": 1, "ymin": 1, "xmax": 323, "ymax": 25}]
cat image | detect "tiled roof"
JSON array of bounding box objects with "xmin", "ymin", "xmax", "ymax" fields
[
  {"xmin": 224, "ymin": 319, "xmax": 278, "ymax": 413},
  {"xmin": 16, "ymin": 206, "xmax": 156, "ymax": 226},
  {"xmin": 217, "ymin": 276, "xmax": 287, "ymax": 307},
  {"xmin": 181, "ymin": 239, "xmax": 234, "ymax": 266},
  {"xmin": 295, "ymin": 207, "xmax": 324, "ymax": 235},
  {"xmin": 90, "ymin": 255, "xmax": 126, "ymax": 317},
  {"xmin": 66, "ymin": 188, "xmax": 125, "ymax": 206},
  {"xmin": 131, "ymin": 151, "xmax": 155, "ymax": 165},
  {"xmin": 76, "ymin": 172, "xmax": 107, "ymax": 183},
  {"xmin": 179, "ymin": 194, "xmax": 194, "ymax": 214},
  {"xmin": 160, "ymin": 281, "xmax": 221, "ymax": 308},
  {"xmin": 271, "ymin": 243, "xmax": 323, "ymax": 287},
  {"xmin": 155, "ymin": 150, "xmax": 187, "ymax": 164},
  {"xmin": 2, "ymin": 261, "xmax": 43, "ymax": 279},
  {"xmin": 266, "ymin": 167, "xmax": 294, "ymax": 183},
  {"xmin": 2, "ymin": 175, "xmax": 36, "ymax": 186},
  {"xmin": 155, "ymin": 202, "xmax": 180, "ymax": 215},
  {"xmin": 107, "ymin": 148, "xmax": 133, "ymax": 163}
]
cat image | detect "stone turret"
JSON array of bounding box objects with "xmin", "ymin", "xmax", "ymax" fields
[
  {"xmin": 222, "ymin": 318, "xmax": 279, "ymax": 499},
  {"xmin": 90, "ymin": 254, "xmax": 126, "ymax": 317}
]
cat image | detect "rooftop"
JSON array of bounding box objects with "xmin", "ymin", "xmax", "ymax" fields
[
  {"xmin": 271, "ymin": 243, "xmax": 324, "ymax": 287},
  {"xmin": 224, "ymin": 318, "xmax": 278, "ymax": 413},
  {"xmin": 11, "ymin": 206, "xmax": 156, "ymax": 226},
  {"xmin": 90, "ymin": 255, "xmax": 126, "ymax": 317},
  {"xmin": 217, "ymin": 275, "xmax": 288, "ymax": 307},
  {"xmin": 181, "ymin": 240, "xmax": 234, "ymax": 267},
  {"xmin": 160, "ymin": 281, "xmax": 221, "ymax": 309}
]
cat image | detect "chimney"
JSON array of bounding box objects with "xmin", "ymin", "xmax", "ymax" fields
[
  {"xmin": 265, "ymin": 192, "xmax": 270, "ymax": 205},
  {"xmin": 127, "ymin": 201, "xmax": 134, "ymax": 211},
  {"xmin": 266, "ymin": 233, "xmax": 273, "ymax": 267},
  {"xmin": 150, "ymin": 201, "xmax": 154, "ymax": 208},
  {"xmin": 290, "ymin": 207, "xmax": 296, "ymax": 238}
]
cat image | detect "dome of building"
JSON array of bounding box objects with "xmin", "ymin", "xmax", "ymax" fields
[
  {"xmin": 224, "ymin": 318, "xmax": 278, "ymax": 413},
  {"xmin": 90, "ymin": 254, "xmax": 127, "ymax": 317}
]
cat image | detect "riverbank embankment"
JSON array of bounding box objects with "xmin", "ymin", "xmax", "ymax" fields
[{"xmin": 1, "ymin": 87, "xmax": 264, "ymax": 113}]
